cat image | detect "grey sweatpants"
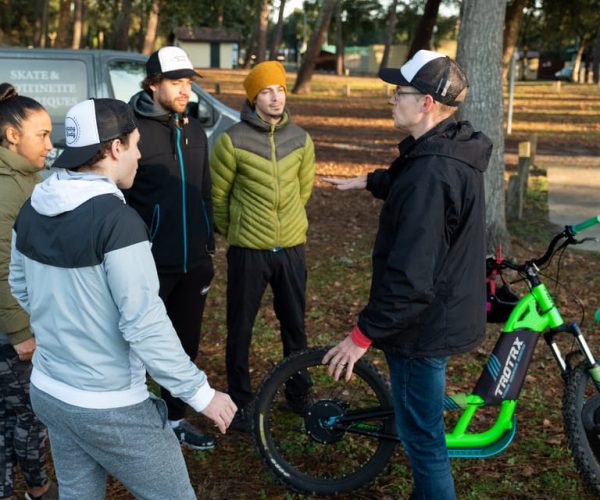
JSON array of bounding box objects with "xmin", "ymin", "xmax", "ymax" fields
[{"xmin": 30, "ymin": 385, "xmax": 197, "ymax": 500}]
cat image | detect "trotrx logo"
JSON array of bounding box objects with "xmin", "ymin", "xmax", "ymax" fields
[
  {"xmin": 487, "ymin": 337, "xmax": 526, "ymax": 398},
  {"xmin": 492, "ymin": 337, "xmax": 525, "ymax": 398},
  {"xmin": 64, "ymin": 115, "xmax": 80, "ymax": 146}
]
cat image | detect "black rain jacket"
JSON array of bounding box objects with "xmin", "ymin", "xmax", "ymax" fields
[
  {"xmin": 126, "ymin": 90, "xmax": 215, "ymax": 274},
  {"xmin": 358, "ymin": 117, "xmax": 492, "ymax": 358}
]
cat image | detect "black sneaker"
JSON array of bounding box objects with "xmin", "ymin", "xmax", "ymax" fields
[
  {"xmin": 172, "ymin": 420, "xmax": 216, "ymax": 450},
  {"xmin": 229, "ymin": 406, "xmax": 253, "ymax": 433},
  {"xmin": 285, "ymin": 394, "xmax": 313, "ymax": 415}
]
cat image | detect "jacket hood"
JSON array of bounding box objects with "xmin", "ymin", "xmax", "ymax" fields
[
  {"xmin": 31, "ymin": 169, "xmax": 125, "ymax": 217},
  {"xmin": 0, "ymin": 146, "xmax": 42, "ymax": 177},
  {"xmin": 240, "ymin": 99, "xmax": 290, "ymax": 131},
  {"xmin": 129, "ymin": 90, "xmax": 171, "ymax": 120},
  {"xmin": 401, "ymin": 117, "xmax": 492, "ymax": 173}
]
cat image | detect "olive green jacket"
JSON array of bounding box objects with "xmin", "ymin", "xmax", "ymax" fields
[
  {"xmin": 0, "ymin": 147, "xmax": 40, "ymax": 345},
  {"xmin": 210, "ymin": 102, "xmax": 315, "ymax": 249}
]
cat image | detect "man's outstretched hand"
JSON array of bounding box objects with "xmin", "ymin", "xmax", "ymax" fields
[{"xmin": 322, "ymin": 176, "xmax": 367, "ymax": 191}]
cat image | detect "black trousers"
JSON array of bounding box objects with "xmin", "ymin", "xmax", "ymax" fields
[
  {"xmin": 226, "ymin": 245, "xmax": 311, "ymax": 408},
  {"xmin": 158, "ymin": 257, "xmax": 214, "ymax": 420}
]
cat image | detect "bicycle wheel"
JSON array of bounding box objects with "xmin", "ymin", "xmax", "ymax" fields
[
  {"xmin": 253, "ymin": 347, "xmax": 397, "ymax": 495},
  {"xmin": 563, "ymin": 362, "xmax": 600, "ymax": 496}
]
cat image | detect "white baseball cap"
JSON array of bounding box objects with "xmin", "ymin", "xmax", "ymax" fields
[
  {"xmin": 54, "ymin": 98, "xmax": 137, "ymax": 170},
  {"xmin": 146, "ymin": 46, "xmax": 201, "ymax": 79}
]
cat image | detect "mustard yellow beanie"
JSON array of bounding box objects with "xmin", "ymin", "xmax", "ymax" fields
[{"xmin": 243, "ymin": 61, "xmax": 287, "ymax": 103}]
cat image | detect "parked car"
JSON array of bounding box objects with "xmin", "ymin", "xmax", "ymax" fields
[
  {"xmin": 554, "ymin": 65, "xmax": 573, "ymax": 81},
  {"xmin": 0, "ymin": 47, "xmax": 239, "ymax": 166}
]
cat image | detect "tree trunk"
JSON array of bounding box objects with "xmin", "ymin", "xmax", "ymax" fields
[
  {"xmin": 380, "ymin": 0, "xmax": 398, "ymax": 71},
  {"xmin": 407, "ymin": 0, "xmax": 442, "ymax": 60},
  {"xmin": 71, "ymin": 0, "xmax": 84, "ymax": 49},
  {"xmin": 501, "ymin": 0, "xmax": 528, "ymax": 82},
  {"xmin": 216, "ymin": 0, "xmax": 225, "ymax": 28},
  {"xmin": 55, "ymin": 0, "xmax": 72, "ymax": 48},
  {"xmin": 457, "ymin": 0, "xmax": 510, "ymax": 253},
  {"xmin": 243, "ymin": 32, "xmax": 256, "ymax": 69},
  {"xmin": 592, "ymin": 26, "xmax": 600, "ymax": 84},
  {"xmin": 292, "ymin": 0, "xmax": 338, "ymax": 94},
  {"xmin": 255, "ymin": 0, "xmax": 270, "ymax": 63},
  {"xmin": 113, "ymin": 0, "xmax": 132, "ymax": 51},
  {"xmin": 269, "ymin": 0, "xmax": 286, "ymax": 59},
  {"xmin": 572, "ymin": 38, "xmax": 588, "ymax": 83},
  {"xmin": 142, "ymin": 0, "xmax": 160, "ymax": 55},
  {"xmin": 334, "ymin": 0, "xmax": 344, "ymax": 75},
  {"xmin": 33, "ymin": 0, "xmax": 49, "ymax": 47}
]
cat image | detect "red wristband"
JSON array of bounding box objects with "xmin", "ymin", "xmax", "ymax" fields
[{"xmin": 351, "ymin": 325, "xmax": 372, "ymax": 349}]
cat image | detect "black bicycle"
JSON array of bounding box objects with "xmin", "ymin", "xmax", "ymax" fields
[{"xmin": 252, "ymin": 215, "xmax": 600, "ymax": 496}]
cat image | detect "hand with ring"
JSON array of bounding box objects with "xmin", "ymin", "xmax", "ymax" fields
[{"xmin": 322, "ymin": 335, "xmax": 368, "ymax": 382}]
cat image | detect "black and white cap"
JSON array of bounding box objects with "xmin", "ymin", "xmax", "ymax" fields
[
  {"xmin": 146, "ymin": 46, "xmax": 200, "ymax": 79},
  {"xmin": 54, "ymin": 98, "xmax": 137, "ymax": 170},
  {"xmin": 379, "ymin": 50, "xmax": 468, "ymax": 106}
]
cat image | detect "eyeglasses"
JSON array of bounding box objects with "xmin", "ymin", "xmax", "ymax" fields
[{"xmin": 392, "ymin": 88, "xmax": 422, "ymax": 101}]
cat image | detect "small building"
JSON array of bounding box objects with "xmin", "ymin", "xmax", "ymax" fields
[
  {"xmin": 173, "ymin": 27, "xmax": 240, "ymax": 69},
  {"xmin": 345, "ymin": 41, "xmax": 457, "ymax": 75}
]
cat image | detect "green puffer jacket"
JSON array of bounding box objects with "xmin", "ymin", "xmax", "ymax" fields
[
  {"xmin": 0, "ymin": 147, "xmax": 40, "ymax": 345},
  {"xmin": 210, "ymin": 102, "xmax": 315, "ymax": 249}
]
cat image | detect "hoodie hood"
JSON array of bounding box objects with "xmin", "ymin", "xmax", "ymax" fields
[
  {"xmin": 129, "ymin": 90, "xmax": 171, "ymax": 120},
  {"xmin": 400, "ymin": 117, "xmax": 492, "ymax": 173},
  {"xmin": 31, "ymin": 169, "xmax": 125, "ymax": 217}
]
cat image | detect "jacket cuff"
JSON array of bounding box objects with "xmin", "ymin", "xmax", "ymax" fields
[
  {"xmin": 8, "ymin": 326, "xmax": 32, "ymax": 346},
  {"xmin": 351, "ymin": 325, "xmax": 372, "ymax": 349},
  {"xmin": 185, "ymin": 382, "xmax": 216, "ymax": 413}
]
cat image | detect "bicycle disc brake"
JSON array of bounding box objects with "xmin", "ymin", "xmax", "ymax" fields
[{"xmin": 305, "ymin": 399, "xmax": 347, "ymax": 444}]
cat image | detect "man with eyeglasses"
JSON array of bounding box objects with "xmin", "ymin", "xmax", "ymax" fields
[{"xmin": 322, "ymin": 50, "xmax": 492, "ymax": 499}]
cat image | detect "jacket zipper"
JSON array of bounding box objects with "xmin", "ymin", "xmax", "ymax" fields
[
  {"xmin": 270, "ymin": 125, "xmax": 280, "ymax": 244},
  {"xmin": 174, "ymin": 118, "xmax": 188, "ymax": 273}
]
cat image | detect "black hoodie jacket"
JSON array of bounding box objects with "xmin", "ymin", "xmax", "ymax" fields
[
  {"xmin": 358, "ymin": 117, "xmax": 492, "ymax": 358},
  {"xmin": 127, "ymin": 90, "xmax": 214, "ymax": 274}
]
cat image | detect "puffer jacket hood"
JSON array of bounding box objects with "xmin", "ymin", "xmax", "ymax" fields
[
  {"xmin": 240, "ymin": 99, "xmax": 291, "ymax": 131},
  {"xmin": 398, "ymin": 117, "xmax": 491, "ymax": 174},
  {"xmin": 31, "ymin": 170, "xmax": 124, "ymax": 217}
]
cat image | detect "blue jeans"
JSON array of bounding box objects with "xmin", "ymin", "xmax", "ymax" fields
[
  {"xmin": 30, "ymin": 385, "xmax": 196, "ymax": 500},
  {"xmin": 385, "ymin": 354, "xmax": 455, "ymax": 500}
]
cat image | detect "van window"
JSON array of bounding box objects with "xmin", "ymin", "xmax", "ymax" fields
[
  {"xmin": 0, "ymin": 58, "xmax": 87, "ymax": 122},
  {"xmin": 107, "ymin": 59, "xmax": 213, "ymax": 126},
  {"xmin": 107, "ymin": 60, "xmax": 146, "ymax": 103}
]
